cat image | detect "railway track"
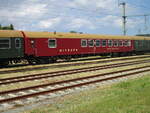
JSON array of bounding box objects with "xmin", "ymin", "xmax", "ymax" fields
[
  {"xmin": 0, "ymin": 65, "xmax": 150, "ymax": 110},
  {"xmin": 0, "ymin": 55, "xmax": 150, "ymax": 74},
  {"xmin": 0, "ymin": 59, "xmax": 150, "ymax": 85}
]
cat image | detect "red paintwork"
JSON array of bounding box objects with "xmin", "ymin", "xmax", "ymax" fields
[
  {"xmin": 21, "ymin": 31, "xmax": 35, "ymax": 56},
  {"xmin": 22, "ymin": 32, "xmax": 134, "ymax": 57}
]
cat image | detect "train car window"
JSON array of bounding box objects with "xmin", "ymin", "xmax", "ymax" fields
[
  {"xmin": 0, "ymin": 39, "xmax": 10, "ymax": 49},
  {"xmin": 123, "ymin": 41, "xmax": 125, "ymax": 46},
  {"xmin": 15, "ymin": 38, "xmax": 21, "ymax": 48},
  {"xmin": 81, "ymin": 39, "xmax": 87, "ymax": 47},
  {"xmin": 108, "ymin": 40, "xmax": 113, "ymax": 47},
  {"xmin": 119, "ymin": 40, "xmax": 123, "ymax": 46},
  {"xmin": 127, "ymin": 40, "xmax": 131, "ymax": 46},
  {"xmin": 124, "ymin": 40, "xmax": 128, "ymax": 46},
  {"xmin": 88, "ymin": 40, "xmax": 94, "ymax": 47},
  {"xmin": 138, "ymin": 40, "xmax": 142, "ymax": 47},
  {"xmin": 95, "ymin": 40, "xmax": 100, "ymax": 47},
  {"xmin": 102, "ymin": 40, "xmax": 106, "ymax": 47},
  {"xmin": 48, "ymin": 39, "xmax": 57, "ymax": 48},
  {"xmin": 30, "ymin": 39, "xmax": 35, "ymax": 48},
  {"xmin": 114, "ymin": 40, "xmax": 118, "ymax": 47}
]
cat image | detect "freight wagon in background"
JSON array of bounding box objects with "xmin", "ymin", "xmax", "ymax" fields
[{"xmin": 0, "ymin": 30, "xmax": 150, "ymax": 66}]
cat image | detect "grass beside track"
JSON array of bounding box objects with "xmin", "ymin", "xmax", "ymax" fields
[{"xmin": 25, "ymin": 74, "xmax": 150, "ymax": 113}]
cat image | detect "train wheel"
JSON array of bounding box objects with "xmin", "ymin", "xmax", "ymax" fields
[
  {"xmin": 38, "ymin": 58, "xmax": 50, "ymax": 64},
  {"xmin": 110, "ymin": 53, "xmax": 115, "ymax": 57},
  {"xmin": 50, "ymin": 57, "xmax": 57, "ymax": 63},
  {"xmin": 110, "ymin": 53, "xmax": 120, "ymax": 57},
  {"xmin": 27, "ymin": 60, "xmax": 34, "ymax": 65},
  {"xmin": 27, "ymin": 58, "xmax": 36, "ymax": 65},
  {"xmin": 65, "ymin": 56, "xmax": 71, "ymax": 61}
]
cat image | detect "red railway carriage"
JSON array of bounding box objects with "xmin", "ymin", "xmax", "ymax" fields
[
  {"xmin": 21, "ymin": 31, "xmax": 134, "ymax": 63},
  {"xmin": 1, "ymin": 30, "xmax": 150, "ymax": 66}
]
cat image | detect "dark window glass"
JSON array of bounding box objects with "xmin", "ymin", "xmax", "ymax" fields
[
  {"xmin": 108, "ymin": 40, "xmax": 113, "ymax": 47},
  {"xmin": 0, "ymin": 39, "xmax": 10, "ymax": 49},
  {"xmin": 114, "ymin": 40, "xmax": 118, "ymax": 47},
  {"xmin": 81, "ymin": 39, "xmax": 87, "ymax": 47},
  {"xmin": 15, "ymin": 39, "xmax": 21, "ymax": 48},
  {"xmin": 48, "ymin": 39, "xmax": 56, "ymax": 48},
  {"xmin": 102, "ymin": 40, "xmax": 106, "ymax": 47},
  {"xmin": 88, "ymin": 40, "xmax": 94, "ymax": 47},
  {"xmin": 138, "ymin": 40, "xmax": 142, "ymax": 47},
  {"xmin": 124, "ymin": 40, "xmax": 128, "ymax": 46},
  {"xmin": 119, "ymin": 40, "xmax": 123, "ymax": 46},
  {"xmin": 96, "ymin": 40, "xmax": 100, "ymax": 47}
]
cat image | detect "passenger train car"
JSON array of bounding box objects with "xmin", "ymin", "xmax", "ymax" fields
[
  {"xmin": 0, "ymin": 30, "xmax": 24, "ymax": 65},
  {"xmin": 0, "ymin": 30, "xmax": 150, "ymax": 65}
]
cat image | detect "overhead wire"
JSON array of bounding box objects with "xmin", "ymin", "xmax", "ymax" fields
[
  {"xmin": 130, "ymin": 2, "xmax": 150, "ymax": 10},
  {"xmin": 121, "ymin": 1, "xmax": 150, "ymax": 34}
]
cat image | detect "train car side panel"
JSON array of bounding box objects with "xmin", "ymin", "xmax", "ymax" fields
[
  {"xmin": 0, "ymin": 38, "xmax": 24, "ymax": 59},
  {"xmin": 134, "ymin": 40, "xmax": 150, "ymax": 52},
  {"xmin": 25, "ymin": 37, "xmax": 134, "ymax": 57}
]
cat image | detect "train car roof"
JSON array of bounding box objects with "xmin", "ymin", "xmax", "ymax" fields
[
  {"xmin": 0, "ymin": 30, "xmax": 23, "ymax": 38},
  {"xmin": 23, "ymin": 31, "xmax": 150, "ymax": 40}
]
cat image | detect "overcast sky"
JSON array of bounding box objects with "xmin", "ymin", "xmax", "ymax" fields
[{"xmin": 0, "ymin": 0, "xmax": 150, "ymax": 35}]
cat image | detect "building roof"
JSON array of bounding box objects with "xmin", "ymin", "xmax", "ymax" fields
[
  {"xmin": 0, "ymin": 30, "xmax": 23, "ymax": 38},
  {"xmin": 23, "ymin": 31, "xmax": 150, "ymax": 40}
]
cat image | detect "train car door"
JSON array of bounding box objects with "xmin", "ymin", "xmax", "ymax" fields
[
  {"xmin": 30, "ymin": 38, "xmax": 36, "ymax": 56},
  {"xmin": 15, "ymin": 38, "xmax": 22, "ymax": 57}
]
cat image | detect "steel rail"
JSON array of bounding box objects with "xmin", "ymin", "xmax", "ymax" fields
[
  {"xmin": 1, "ymin": 59, "xmax": 150, "ymax": 82},
  {"xmin": 0, "ymin": 66, "xmax": 150, "ymax": 103},
  {"xmin": 0, "ymin": 55, "xmax": 149, "ymax": 74},
  {"xmin": 0, "ymin": 59, "xmax": 150, "ymax": 85},
  {"xmin": 0, "ymin": 65, "xmax": 149, "ymax": 95}
]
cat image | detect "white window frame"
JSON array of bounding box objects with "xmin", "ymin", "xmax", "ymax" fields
[
  {"xmin": 0, "ymin": 38, "xmax": 11, "ymax": 49},
  {"xmin": 88, "ymin": 40, "xmax": 94, "ymax": 47},
  {"xmin": 124, "ymin": 40, "xmax": 128, "ymax": 47},
  {"xmin": 127, "ymin": 40, "xmax": 131, "ymax": 46},
  {"xmin": 102, "ymin": 40, "xmax": 107, "ymax": 47},
  {"xmin": 119, "ymin": 40, "xmax": 123, "ymax": 47},
  {"xmin": 95, "ymin": 40, "xmax": 101, "ymax": 47},
  {"xmin": 108, "ymin": 40, "xmax": 113, "ymax": 47},
  {"xmin": 81, "ymin": 39, "xmax": 87, "ymax": 47},
  {"xmin": 48, "ymin": 39, "xmax": 57, "ymax": 48},
  {"xmin": 114, "ymin": 40, "xmax": 118, "ymax": 47}
]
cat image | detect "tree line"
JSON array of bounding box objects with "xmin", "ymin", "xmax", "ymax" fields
[{"xmin": 0, "ymin": 24, "xmax": 14, "ymax": 30}]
